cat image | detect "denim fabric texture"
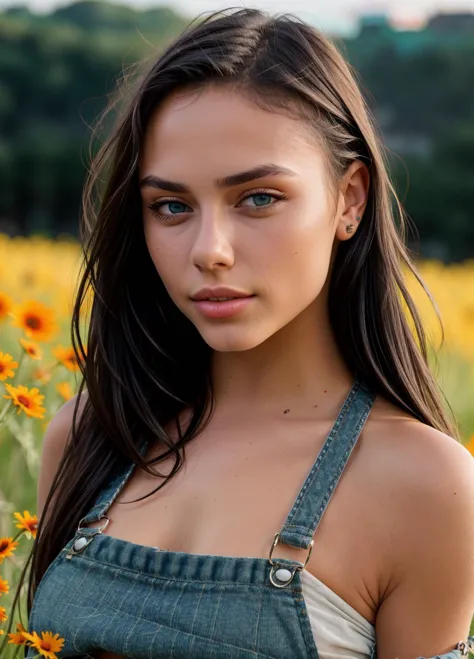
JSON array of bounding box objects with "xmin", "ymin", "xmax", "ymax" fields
[{"xmin": 27, "ymin": 380, "xmax": 474, "ymax": 658}]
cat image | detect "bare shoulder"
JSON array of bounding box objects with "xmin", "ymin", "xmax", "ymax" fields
[
  {"xmin": 362, "ymin": 401, "xmax": 474, "ymax": 656},
  {"xmin": 42, "ymin": 391, "xmax": 88, "ymax": 455},
  {"xmin": 363, "ymin": 395, "xmax": 474, "ymax": 499},
  {"xmin": 38, "ymin": 391, "xmax": 88, "ymax": 516},
  {"xmin": 362, "ymin": 396, "xmax": 474, "ymax": 591}
]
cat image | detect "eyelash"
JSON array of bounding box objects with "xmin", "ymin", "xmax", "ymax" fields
[{"xmin": 146, "ymin": 189, "xmax": 287, "ymax": 222}]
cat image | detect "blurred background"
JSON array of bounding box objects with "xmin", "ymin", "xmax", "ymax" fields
[
  {"xmin": 1, "ymin": 0, "xmax": 474, "ymax": 261},
  {"xmin": 0, "ymin": 0, "xmax": 473, "ymax": 646}
]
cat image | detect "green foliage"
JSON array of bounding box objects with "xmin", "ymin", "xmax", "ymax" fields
[
  {"xmin": 391, "ymin": 122, "xmax": 474, "ymax": 261},
  {"xmin": 0, "ymin": 2, "xmax": 473, "ymax": 260}
]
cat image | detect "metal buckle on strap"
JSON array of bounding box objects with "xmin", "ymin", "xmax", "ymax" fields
[
  {"xmin": 66, "ymin": 516, "xmax": 111, "ymax": 560},
  {"xmin": 77, "ymin": 515, "xmax": 110, "ymax": 533},
  {"xmin": 268, "ymin": 532, "xmax": 314, "ymax": 588},
  {"xmin": 456, "ymin": 639, "xmax": 474, "ymax": 656}
]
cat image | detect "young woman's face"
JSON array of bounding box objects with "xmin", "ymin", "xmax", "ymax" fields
[{"xmin": 140, "ymin": 86, "xmax": 358, "ymax": 352}]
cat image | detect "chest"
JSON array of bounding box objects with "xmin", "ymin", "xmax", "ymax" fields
[{"xmin": 92, "ymin": 417, "xmax": 381, "ymax": 624}]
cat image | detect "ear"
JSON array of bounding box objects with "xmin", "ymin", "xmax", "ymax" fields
[{"xmin": 335, "ymin": 161, "xmax": 370, "ymax": 242}]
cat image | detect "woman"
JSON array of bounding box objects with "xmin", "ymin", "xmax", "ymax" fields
[{"xmin": 9, "ymin": 7, "xmax": 474, "ymax": 659}]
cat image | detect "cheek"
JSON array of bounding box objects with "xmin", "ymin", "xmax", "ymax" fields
[
  {"xmin": 266, "ymin": 213, "xmax": 334, "ymax": 302},
  {"xmin": 144, "ymin": 223, "xmax": 181, "ymax": 293}
]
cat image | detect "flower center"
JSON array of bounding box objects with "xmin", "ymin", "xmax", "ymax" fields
[
  {"xmin": 0, "ymin": 540, "xmax": 9, "ymax": 552},
  {"xmin": 25, "ymin": 315, "xmax": 42, "ymax": 330},
  {"xmin": 17, "ymin": 395, "xmax": 31, "ymax": 408},
  {"xmin": 0, "ymin": 364, "xmax": 4, "ymax": 373}
]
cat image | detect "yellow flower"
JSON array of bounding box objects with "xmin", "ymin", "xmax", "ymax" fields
[
  {"xmin": 11, "ymin": 300, "xmax": 57, "ymax": 342},
  {"xmin": 21, "ymin": 630, "xmax": 65, "ymax": 659},
  {"xmin": 52, "ymin": 345, "xmax": 82, "ymax": 372},
  {"xmin": 0, "ymin": 605, "xmax": 7, "ymax": 621},
  {"xmin": 0, "ymin": 352, "xmax": 19, "ymax": 381},
  {"xmin": 33, "ymin": 367, "xmax": 52, "ymax": 384},
  {"xmin": 14, "ymin": 510, "xmax": 38, "ymax": 540},
  {"xmin": 465, "ymin": 436, "xmax": 474, "ymax": 457},
  {"xmin": 19, "ymin": 338, "xmax": 43, "ymax": 361},
  {"xmin": 0, "ymin": 576, "xmax": 9, "ymax": 595},
  {"xmin": 0, "ymin": 292, "xmax": 13, "ymax": 321},
  {"xmin": 0, "ymin": 537, "xmax": 19, "ymax": 564},
  {"xmin": 56, "ymin": 381, "xmax": 73, "ymax": 401},
  {"xmin": 7, "ymin": 622, "xmax": 28, "ymax": 645},
  {"xmin": 3, "ymin": 383, "xmax": 46, "ymax": 419}
]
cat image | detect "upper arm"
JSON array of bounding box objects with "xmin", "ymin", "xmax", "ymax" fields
[
  {"xmin": 37, "ymin": 392, "xmax": 87, "ymax": 519},
  {"xmin": 375, "ymin": 427, "xmax": 474, "ymax": 659}
]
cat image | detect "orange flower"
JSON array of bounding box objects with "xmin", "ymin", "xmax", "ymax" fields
[
  {"xmin": 52, "ymin": 345, "xmax": 82, "ymax": 372},
  {"xmin": 0, "ymin": 537, "xmax": 19, "ymax": 564},
  {"xmin": 0, "ymin": 605, "xmax": 7, "ymax": 621},
  {"xmin": 7, "ymin": 622, "xmax": 28, "ymax": 645},
  {"xmin": 21, "ymin": 630, "xmax": 65, "ymax": 659},
  {"xmin": 0, "ymin": 352, "xmax": 19, "ymax": 381},
  {"xmin": 465, "ymin": 435, "xmax": 474, "ymax": 457},
  {"xmin": 0, "ymin": 576, "xmax": 9, "ymax": 595},
  {"xmin": 14, "ymin": 510, "xmax": 38, "ymax": 540},
  {"xmin": 0, "ymin": 292, "xmax": 13, "ymax": 321},
  {"xmin": 19, "ymin": 338, "xmax": 43, "ymax": 361},
  {"xmin": 3, "ymin": 383, "xmax": 46, "ymax": 419},
  {"xmin": 56, "ymin": 381, "xmax": 73, "ymax": 401},
  {"xmin": 11, "ymin": 300, "xmax": 57, "ymax": 342},
  {"xmin": 33, "ymin": 367, "xmax": 52, "ymax": 384}
]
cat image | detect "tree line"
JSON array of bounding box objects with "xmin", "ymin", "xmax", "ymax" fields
[{"xmin": 0, "ymin": 1, "xmax": 472, "ymax": 261}]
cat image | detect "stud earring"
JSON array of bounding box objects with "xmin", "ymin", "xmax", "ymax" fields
[
  {"xmin": 356, "ymin": 216, "xmax": 361, "ymax": 222},
  {"xmin": 346, "ymin": 224, "xmax": 355, "ymax": 234}
]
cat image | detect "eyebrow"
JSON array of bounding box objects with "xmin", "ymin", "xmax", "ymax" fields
[{"xmin": 139, "ymin": 164, "xmax": 296, "ymax": 193}]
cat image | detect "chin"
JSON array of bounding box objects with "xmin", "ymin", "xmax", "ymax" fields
[{"xmin": 199, "ymin": 327, "xmax": 268, "ymax": 353}]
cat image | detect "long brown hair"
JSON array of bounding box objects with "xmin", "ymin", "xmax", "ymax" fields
[{"xmin": 3, "ymin": 7, "xmax": 457, "ymax": 644}]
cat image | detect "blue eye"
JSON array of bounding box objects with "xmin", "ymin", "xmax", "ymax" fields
[
  {"xmin": 163, "ymin": 201, "xmax": 191, "ymax": 214},
  {"xmin": 147, "ymin": 200, "xmax": 192, "ymax": 219},
  {"xmin": 239, "ymin": 192, "xmax": 285, "ymax": 209},
  {"xmin": 250, "ymin": 193, "xmax": 273, "ymax": 207},
  {"xmin": 146, "ymin": 190, "xmax": 286, "ymax": 223}
]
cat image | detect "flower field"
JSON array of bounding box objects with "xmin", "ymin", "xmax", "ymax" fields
[{"xmin": 0, "ymin": 233, "xmax": 473, "ymax": 653}]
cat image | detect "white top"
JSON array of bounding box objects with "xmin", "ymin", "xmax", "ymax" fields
[{"xmin": 301, "ymin": 569, "xmax": 376, "ymax": 658}]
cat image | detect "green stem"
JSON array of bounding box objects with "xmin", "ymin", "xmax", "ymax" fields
[
  {"xmin": 12, "ymin": 529, "xmax": 26, "ymax": 543},
  {"xmin": 0, "ymin": 399, "xmax": 13, "ymax": 426},
  {"xmin": 11, "ymin": 352, "xmax": 25, "ymax": 386}
]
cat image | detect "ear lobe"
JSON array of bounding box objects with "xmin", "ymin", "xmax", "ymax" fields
[
  {"xmin": 336, "ymin": 221, "xmax": 357, "ymax": 241},
  {"xmin": 336, "ymin": 214, "xmax": 363, "ymax": 241}
]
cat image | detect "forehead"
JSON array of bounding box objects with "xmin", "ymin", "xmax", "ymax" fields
[{"xmin": 139, "ymin": 85, "xmax": 327, "ymax": 177}]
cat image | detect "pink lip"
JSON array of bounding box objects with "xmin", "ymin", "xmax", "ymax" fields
[
  {"xmin": 191, "ymin": 286, "xmax": 253, "ymax": 301},
  {"xmin": 192, "ymin": 296, "xmax": 255, "ymax": 319}
]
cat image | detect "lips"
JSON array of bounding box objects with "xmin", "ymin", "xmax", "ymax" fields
[
  {"xmin": 191, "ymin": 295, "xmax": 255, "ymax": 319},
  {"xmin": 190, "ymin": 287, "xmax": 253, "ymax": 301}
]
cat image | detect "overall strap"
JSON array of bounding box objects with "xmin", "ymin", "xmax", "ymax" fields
[
  {"xmin": 79, "ymin": 441, "xmax": 149, "ymax": 527},
  {"xmin": 278, "ymin": 379, "xmax": 376, "ymax": 550}
]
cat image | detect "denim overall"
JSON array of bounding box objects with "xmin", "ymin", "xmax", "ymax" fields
[{"xmin": 27, "ymin": 379, "xmax": 474, "ymax": 658}]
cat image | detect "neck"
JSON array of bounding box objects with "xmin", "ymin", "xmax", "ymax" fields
[{"xmin": 210, "ymin": 298, "xmax": 354, "ymax": 419}]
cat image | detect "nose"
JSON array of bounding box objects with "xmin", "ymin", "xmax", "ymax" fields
[{"xmin": 191, "ymin": 211, "xmax": 235, "ymax": 272}]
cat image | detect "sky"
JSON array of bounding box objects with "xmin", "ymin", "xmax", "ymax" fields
[{"xmin": 1, "ymin": 0, "xmax": 474, "ymax": 34}]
